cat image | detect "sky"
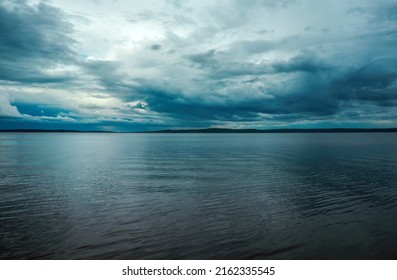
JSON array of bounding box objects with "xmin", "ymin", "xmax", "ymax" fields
[{"xmin": 0, "ymin": 0, "xmax": 397, "ymax": 131}]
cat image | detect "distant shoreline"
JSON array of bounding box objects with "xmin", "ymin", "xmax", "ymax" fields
[
  {"xmin": 0, "ymin": 129, "xmax": 114, "ymax": 133},
  {"xmin": 146, "ymin": 128, "xmax": 397, "ymax": 133},
  {"xmin": 1, "ymin": 128, "xmax": 397, "ymax": 133}
]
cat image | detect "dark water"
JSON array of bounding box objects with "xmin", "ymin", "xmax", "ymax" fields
[{"xmin": 1, "ymin": 133, "xmax": 397, "ymax": 259}]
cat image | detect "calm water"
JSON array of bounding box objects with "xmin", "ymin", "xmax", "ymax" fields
[{"xmin": 1, "ymin": 133, "xmax": 397, "ymax": 259}]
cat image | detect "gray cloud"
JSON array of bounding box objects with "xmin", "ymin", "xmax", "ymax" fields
[
  {"xmin": 0, "ymin": 0, "xmax": 76, "ymax": 83},
  {"xmin": 150, "ymin": 44, "xmax": 162, "ymax": 50},
  {"xmin": 231, "ymin": 39, "xmax": 275, "ymax": 54},
  {"xmin": 187, "ymin": 49, "xmax": 216, "ymax": 66}
]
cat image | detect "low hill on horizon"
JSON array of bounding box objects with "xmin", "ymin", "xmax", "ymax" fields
[{"xmin": 147, "ymin": 127, "xmax": 397, "ymax": 133}]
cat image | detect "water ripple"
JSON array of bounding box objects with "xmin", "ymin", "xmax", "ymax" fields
[{"xmin": 1, "ymin": 133, "xmax": 397, "ymax": 259}]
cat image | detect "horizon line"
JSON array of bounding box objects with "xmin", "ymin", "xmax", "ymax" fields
[{"xmin": 1, "ymin": 127, "xmax": 397, "ymax": 133}]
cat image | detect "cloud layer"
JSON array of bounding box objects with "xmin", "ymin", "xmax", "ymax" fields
[{"xmin": 1, "ymin": 0, "xmax": 397, "ymax": 131}]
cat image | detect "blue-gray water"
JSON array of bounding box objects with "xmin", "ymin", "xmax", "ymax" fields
[{"xmin": 1, "ymin": 133, "xmax": 397, "ymax": 259}]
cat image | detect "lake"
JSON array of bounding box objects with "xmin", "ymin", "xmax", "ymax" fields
[{"xmin": 1, "ymin": 132, "xmax": 397, "ymax": 259}]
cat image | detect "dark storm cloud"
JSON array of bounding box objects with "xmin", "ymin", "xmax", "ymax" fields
[
  {"xmin": 0, "ymin": 0, "xmax": 76, "ymax": 83},
  {"xmin": 131, "ymin": 86, "xmax": 260, "ymax": 122},
  {"xmin": 272, "ymin": 51, "xmax": 332, "ymax": 73},
  {"xmin": 186, "ymin": 49, "xmax": 332, "ymax": 79},
  {"xmin": 84, "ymin": 45, "xmax": 396, "ymax": 127},
  {"xmin": 13, "ymin": 103, "xmax": 70, "ymax": 118},
  {"xmin": 332, "ymin": 58, "xmax": 397, "ymax": 106},
  {"xmin": 87, "ymin": 71, "xmax": 326, "ymax": 124}
]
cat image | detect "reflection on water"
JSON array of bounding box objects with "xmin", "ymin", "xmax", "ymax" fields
[{"xmin": 1, "ymin": 133, "xmax": 397, "ymax": 259}]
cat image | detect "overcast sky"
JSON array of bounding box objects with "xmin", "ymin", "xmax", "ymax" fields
[{"xmin": 1, "ymin": 0, "xmax": 397, "ymax": 131}]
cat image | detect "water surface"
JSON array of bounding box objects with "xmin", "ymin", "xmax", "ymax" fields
[{"xmin": 1, "ymin": 133, "xmax": 397, "ymax": 259}]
